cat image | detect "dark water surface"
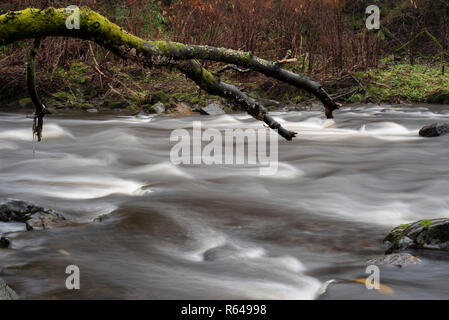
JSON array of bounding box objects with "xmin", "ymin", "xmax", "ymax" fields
[{"xmin": 1, "ymin": 104, "xmax": 449, "ymax": 299}]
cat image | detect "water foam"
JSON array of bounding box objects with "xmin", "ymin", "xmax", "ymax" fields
[{"xmin": 0, "ymin": 123, "xmax": 74, "ymax": 141}]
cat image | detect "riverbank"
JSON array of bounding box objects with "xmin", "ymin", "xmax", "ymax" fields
[
  {"xmin": 351, "ymin": 62, "xmax": 449, "ymax": 105},
  {"xmin": 1, "ymin": 60, "xmax": 448, "ymax": 116}
]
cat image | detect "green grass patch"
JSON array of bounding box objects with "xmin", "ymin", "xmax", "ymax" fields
[{"xmin": 355, "ymin": 63, "xmax": 449, "ymax": 103}]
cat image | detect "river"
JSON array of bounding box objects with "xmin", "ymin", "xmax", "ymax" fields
[{"xmin": 1, "ymin": 103, "xmax": 449, "ymax": 299}]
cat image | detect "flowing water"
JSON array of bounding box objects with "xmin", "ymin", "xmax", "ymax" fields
[{"xmin": 1, "ymin": 104, "xmax": 449, "ymax": 299}]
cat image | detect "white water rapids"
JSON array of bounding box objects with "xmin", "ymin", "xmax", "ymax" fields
[{"xmin": 1, "ymin": 104, "xmax": 449, "ymax": 299}]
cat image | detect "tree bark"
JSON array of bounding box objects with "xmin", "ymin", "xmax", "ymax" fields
[
  {"xmin": 177, "ymin": 60, "xmax": 297, "ymax": 140},
  {"xmin": 1, "ymin": 7, "xmax": 339, "ymax": 139}
]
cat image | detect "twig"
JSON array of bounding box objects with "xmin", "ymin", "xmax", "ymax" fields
[
  {"xmin": 349, "ymin": 74, "xmax": 367, "ymax": 93},
  {"xmin": 89, "ymin": 42, "xmax": 104, "ymax": 88},
  {"xmin": 215, "ymin": 64, "xmax": 251, "ymax": 74}
]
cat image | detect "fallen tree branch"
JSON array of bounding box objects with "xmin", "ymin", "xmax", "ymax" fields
[
  {"xmin": 349, "ymin": 74, "xmax": 367, "ymax": 93},
  {"xmin": 26, "ymin": 37, "xmax": 48, "ymax": 142},
  {"xmin": 1, "ymin": 7, "xmax": 340, "ymax": 139},
  {"xmin": 178, "ymin": 60, "xmax": 297, "ymax": 140}
]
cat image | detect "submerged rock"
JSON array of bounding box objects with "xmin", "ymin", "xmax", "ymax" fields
[
  {"xmin": 0, "ymin": 237, "xmax": 10, "ymax": 248},
  {"xmin": 0, "ymin": 279, "xmax": 18, "ymax": 300},
  {"xmin": 367, "ymin": 253, "xmax": 422, "ymax": 267},
  {"xmin": 26, "ymin": 212, "xmax": 68, "ymax": 230},
  {"xmin": 203, "ymin": 245, "xmax": 237, "ymax": 262},
  {"xmin": 419, "ymin": 123, "xmax": 449, "ymax": 137},
  {"xmin": 199, "ymin": 103, "xmax": 225, "ymax": 116},
  {"xmin": 93, "ymin": 213, "xmax": 113, "ymax": 223},
  {"xmin": 384, "ymin": 218, "xmax": 449, "ymax": 254},
  {"xmin": 0, "ymin": 199, "xmax": 67, "ymax": 231}
]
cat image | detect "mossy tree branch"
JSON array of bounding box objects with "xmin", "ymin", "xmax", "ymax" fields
[
  {"xmin": 178, "ymin": 60, "xmax": 297, "ymax": 140},
  {"xmin": 1, "ymin": 7, "xmax": 339, "ymax": 140}
]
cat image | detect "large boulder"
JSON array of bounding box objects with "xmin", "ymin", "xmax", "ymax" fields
[
  {"xmin": 419, "ymin": 123, "xmax": 449, "ymax": 137},
  {"xmin": 0, "ymin": 199, "xmax": 67, "ymax": 231},
  {"xmin": 384, "ymin": 219, "xmax": 449, "ymax": 254}
]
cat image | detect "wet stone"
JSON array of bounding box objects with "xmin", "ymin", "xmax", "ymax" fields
[
  {"xmin": 384, "ymin": 218, "xmax": 449, "ymax": 254},
  {"xmin": 419, "ymin": 123, "xmax": 449, "ymax": 137},
  {"xmin": 366, "ymin": 253, "xmax": 422, "ymax": 267},
  {"xmin": 0, "ymin": 199, "xmax": 67, "ymax": 230},
  {"xmin": 0, "ymin": 279, "xmax": 18, "ymax": 300},
  {"xmin": 0, "ymin": 237, "xmax": 10, "ymax": 248},
  {"xmin": 200, "ymin": 103, "xmax": 225, "ymax": 116}
]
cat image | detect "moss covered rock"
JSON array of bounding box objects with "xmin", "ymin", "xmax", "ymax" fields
[
  {"xmin": 145, "ymin": 101, "xmax": 166, "ymax": 114},
  {"xmin": 384, "ymin": 219, "xmax": 449, "ymax": 254},
  {"xmin": 51, "ymin": 91, "xmax": 71, "ymax": 102},
  {"xmin": 18, "ymin": 97, "xmax": 32, "ymax": 108},
  {"xmin": 144, "ymin": 90, "xmax": 169, "ymax": 105},
  {"xmin": 426, "ymin": 89, "xmax": 449, "ymax": 104},
  {"xmin": 102, "ymin": 100, "xmax": 125, "ymax": 109}
]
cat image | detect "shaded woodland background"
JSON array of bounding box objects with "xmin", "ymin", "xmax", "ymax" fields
[{"xmin": 1, "ymin": 0, "xmax": 448, "ymax": 108}]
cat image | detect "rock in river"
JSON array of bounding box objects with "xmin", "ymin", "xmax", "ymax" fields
[
  {"xmin": 419, "ymin": 123, "xmax": 449, "ymax": 137},
  {"xmin": 199, "ymin": 103, "xmax": 225, "ymax": 116},
  {"xmin": 366, "ymin": 253, "xmax": 422, "ymax": 267},
  {"xmin": 0, "ymin": 199, "xmax": 67, "ymax": 230},
  {"xmin": 0, "ymin": 279, "xmax": 18, "ymax": 300},
  {"xmin": 384, "ymin": 218, "xmax": 449, "ymax": 254},
  {"xmin": 0, "ymin": 237, "xmax": 10, "ymax": 248}
]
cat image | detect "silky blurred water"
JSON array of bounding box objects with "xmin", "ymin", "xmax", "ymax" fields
[{"xmin": 1, "ymin": 104, "xmax": 449, "ymax": 299}]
